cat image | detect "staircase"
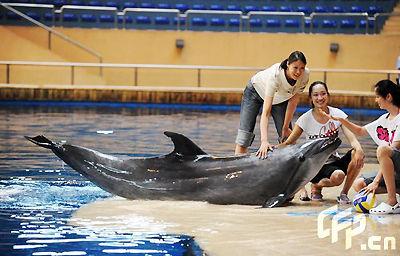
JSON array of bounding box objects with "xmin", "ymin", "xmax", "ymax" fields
[{"xmin": 381, "ymin": 2, "xmax": 400, "ymax": 34}]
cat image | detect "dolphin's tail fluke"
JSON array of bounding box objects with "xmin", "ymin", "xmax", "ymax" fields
[{"xmin": 25, "ymin": 135, "xmax": 56, "ymax": 149}]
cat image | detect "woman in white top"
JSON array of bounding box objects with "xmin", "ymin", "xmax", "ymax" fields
[
  {"xmin": 280, "ymin": 81, "xmax": 364, "ymax": 204},
  {"xmin": 323, "ymin": 79, "xmax": 400, "ymax": 214},
  {"xmin": 235, "ymin": 51, "xmax": 310, "ymax": 159}
]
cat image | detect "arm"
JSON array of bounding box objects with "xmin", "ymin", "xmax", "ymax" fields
[
  {"xmin": 281, "ymin": 94, "xmax": 300, "ymax": 140},
  {"xmin": 342, "ymin": 125, "xmax": 364, "ymax": 169},
  {"xmin": 277, "ymin": 124, "xmax": 303, "ymax": 148},
  {"xmin": 319, "ymin": 109, "xmax": 368, "ymax": 136},
  {"xmin": 256, "ymin": 96, "xmax": 273, "ymax": 159}
]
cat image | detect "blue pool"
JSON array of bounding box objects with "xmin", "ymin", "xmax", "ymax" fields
[{"xmin": 0, "ymin": 102, "xmax": 381, "ymax": 255}]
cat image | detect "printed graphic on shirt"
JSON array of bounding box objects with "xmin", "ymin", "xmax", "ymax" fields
[
  {"xmin": 365, "ymin": 113, "xmax": 400, "ymax": 146},
  {"xmin": 308, "ymin": 121, "xmax": 339, "ymax": 140}
]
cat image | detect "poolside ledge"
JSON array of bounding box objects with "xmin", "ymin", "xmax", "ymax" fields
[{"xmin": 0, "ymin": 84, "xmax": 376, "ymax": 109}]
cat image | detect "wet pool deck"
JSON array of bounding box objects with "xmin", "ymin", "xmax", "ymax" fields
[
  {"xmin": 71, "ymin": 164, "xmax": 400, "ymax": 256},
  {"xmin": 0, "ymin": 84, "xmax": 377, "ymax": 109}
]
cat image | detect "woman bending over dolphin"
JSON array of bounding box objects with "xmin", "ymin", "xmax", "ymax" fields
[
  {"xmin": 322, "ymin": 79, "xmax": 400, "ymax": 214},
  {"xmin": 235, "ymin": 51, "xmax": 309, "ymax": 158},
  {"xmin": 279, "ymin": 81, "xmax": 364, "ymax": 204}
]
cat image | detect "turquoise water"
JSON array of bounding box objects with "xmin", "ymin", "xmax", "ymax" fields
[{"xmin": 0, "ymin": 102, "xmax": 381, "ymax": 255}]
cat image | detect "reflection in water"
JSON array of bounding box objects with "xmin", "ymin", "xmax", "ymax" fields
[{"xmin": 0, "ymin": 103, "xmax": 382, "ymax": 255}]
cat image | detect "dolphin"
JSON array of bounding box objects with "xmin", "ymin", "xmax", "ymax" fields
[{"xmin": 25, "ymin": 131, "xmax": 341, "ymax": 207}]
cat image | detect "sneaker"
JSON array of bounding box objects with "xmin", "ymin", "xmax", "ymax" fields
[
  {"xmin": 311, "ymin": 193, "xmax": 323, "ymax": 201},
  {"xmin": 337, "ymin": 194, "xmax": 351, "ymax": 205}
]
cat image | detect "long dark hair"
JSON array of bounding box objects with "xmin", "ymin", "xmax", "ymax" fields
[
  {"xmin": 374, "ymin": 79, "xmax": 400, "ymax": 107},
  {"xmin": 308, "ymin": 81, "xmax": 330, "ymax": 108},
  {"xmin": 280, "ymin": 51, "xmax": 307, "ymax": 70}
]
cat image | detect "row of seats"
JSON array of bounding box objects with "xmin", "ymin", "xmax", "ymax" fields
[
  {"xmin": 4, "ymin": 0, "xmax": 397, "ymax": 15},
  {"xmin": 0, "ymin": 4, "xmax": 388, "ymax": 33}
]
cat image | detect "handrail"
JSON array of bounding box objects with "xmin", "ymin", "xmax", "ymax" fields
[
  {"xmin": 1, "ymin": 61, "xmax": 399, "ymax": 87},
  {"xmin": 0, "ymin": 2, "xmax": 103, "ymax": 69},
  {"xmin": 309, "ymin": 12, "xmax": 369, "ymax": 34}
]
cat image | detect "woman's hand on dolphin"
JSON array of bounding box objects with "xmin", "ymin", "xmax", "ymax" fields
[
  {"xmin": 281, "ymin": 127, "xmax": 292, "ymax": 142},
  {"xmin": 256, "ymin": 141, "xmax": 274, "ymax": 159}
]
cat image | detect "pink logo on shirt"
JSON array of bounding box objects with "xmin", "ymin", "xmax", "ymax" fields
[{"xmin": 376, "ymin": 125, "xmax": 396, "ymax": 144}]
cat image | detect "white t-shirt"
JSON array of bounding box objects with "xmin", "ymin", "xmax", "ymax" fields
[
  {"xmin": 364, "ymin": 113, "xmax": 400, "ymax": 146},
  {"xmin": 296, "ymin": 106, "xmax": 348, "ymax": 141},
  {"xmin": 251, "ymin": 63, "xmax": 310, "ymax": 105},
  {"xmin": 296, "ymin": 106, "xmax": 348, "ymax": 160}
]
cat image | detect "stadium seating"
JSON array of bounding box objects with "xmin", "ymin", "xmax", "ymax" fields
[{"xmin": 0, "ymin": 0, "xmax": 398, "ymax": 33}]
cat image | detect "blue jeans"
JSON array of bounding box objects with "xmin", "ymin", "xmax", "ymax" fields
[{"xmin": 235, "ymin": 81, "xmax": 291, "ymax": 147}]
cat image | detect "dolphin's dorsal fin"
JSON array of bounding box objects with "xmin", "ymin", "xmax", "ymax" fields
[{"xmin": 164, "ymin": 131, "xmax": 208, "ymax": 157}]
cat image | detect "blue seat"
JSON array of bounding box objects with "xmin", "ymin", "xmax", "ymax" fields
[
  {"xmin": 154, "ymin": 16, "xmax": 170, "ymax": 25},
  {"xmin": 266, "ymin": 19, "xmax": 280, "ymax": 27},
  {"xmin": 305, "ymin": 19, "xmax": 318, "ymax": 28},
  {"xmin": 157, "ymin": 3, "xmax": 171, "ymax": 9},
  {"xmin": 136, "ymin": 15, "xmax": 151, "ymax": 24},
  {"xmin": 340, "ymin": 19, "xmax": 356, "ymax": 28},
  {"xmin": 227, "ymin": 5, "xmax": 241, "ymax": 11},
  {"xmin": 70, "ymin": 0, "xmax": 83, "ymax": 5},
  {"xmin": 99, "ymin": 13, "xmax": 114, "ymax": 22},
  {"xmin": 210, "ymin": 17, "xmax": 225, "ymax": 26},
  {"xmin": 350, "ymin": 6, "xmax": 363, "ymax": 13},
  {"xmin": 332, "ymin": 6, "xmax": 344, "ymax": 13},
  {"xmin": 367, "ymin": 6, "xmax": 382, "ymax": 15},
  {"xmin": 285, "ymin": 19, "xmax": 300, "ymax": 28},
  {"xmin": 261, "ymin": 6, "xmax": 277, "ymax": 12},
  {"xmin": 210, "ymin": 4, "xmax": 224, "ymax": 11},
  {"xmin": 26, "ymin": 11, "xmax": 40, "ymax": 20},
  {"xmin": 296, "ymin": 6, "xmax": 311, "ymax": 15},
  {"xmin": 53, "ymin": 0, "xmax": 66, "ymax": 7},
  {"xmin": 314, "ymin": 6, "xmax": 328, "ymax": 13},
  {"xmin": 173, "ymin": 16, "xmax": 185, "ymax": 26},
  {"xmin": 139, "ymin": 3, "xmax": 154, "ymax": 8},
  {"xmin": 123, "ymin": 2, "xmax": 136, "ymax": 8},
  {"xmin": 191, "ymin": 17, "xmax": 207, "ymax": 26},
  {"xmin": 249, "ymin": 18, "xmax": 262, "ymax": 27},
  {"xmin": 81, "ymin": 13, "xmax": 96, "ymax": 22},
  {"xmin": 228, "ymin": 18, "xmax": 240, "ymax": 27},
  {"xmin": 175, "ymin": 3, "xmax": 189, "ymax": 12},
  {"xmin": 118, "ymin": 15, "xmax": 132, "ymax": 24},
  {"xmin": 279, "ymin": 6, "xmax": 291, "ymax": 12},
  {"xmin": 192, "ymin": 4, "xmax": 206, "ymax": 10},
  {"xmin": 105, "ymin": 1, "xmax": 118, "ymax": 8},
  {"xmin": 244, "ymin": 5, "xmax": 258, "ymax": 13},
  {"xmin": 88, "ymin": 0, "xmax": 101, "ymax": 7},
  {"xmin": 321, "ymin": 19, "xmax": 337, "ymax": 28},
  {"xmin": 6, "ymin": 11, "xmax": 22, "ymax": 20},
  {"xmin": 62, "ymin": 13, "xmax": 78, "ymax": 22}
]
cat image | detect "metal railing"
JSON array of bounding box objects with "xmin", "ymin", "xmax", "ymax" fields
[
  {"xmin": 0, "ymin": 61, "xmax": 399, "ymax": 87},
  {"xmin": 0, "ymin": 2, "xmax": 103, "ymax": 69}
]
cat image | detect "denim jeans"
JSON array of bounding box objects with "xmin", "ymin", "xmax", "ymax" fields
[{"xmin": 235, "ymin": 81, "xmax": 291, "ymax": 147}]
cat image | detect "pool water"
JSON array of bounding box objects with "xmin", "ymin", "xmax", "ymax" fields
[{"xmin": 0, "ymin": 102, "xmax": 381, "ymax": 255}]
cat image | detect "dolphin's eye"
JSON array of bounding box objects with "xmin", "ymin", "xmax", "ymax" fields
[{"xmin": 299, "ymin": 155, "xmax": 305, "ymax": 162}]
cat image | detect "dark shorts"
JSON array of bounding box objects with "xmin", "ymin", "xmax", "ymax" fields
[
  {"xmin": 363, "ymin": 148, "xmax": 400, "ymax": 188},
  {"xmin": 311, "ymin": 150, "xmax": 353, "ymax": 184},
  {"xmin": 235, "ymin": 81, "xmax": 292, "ymax": 147}
]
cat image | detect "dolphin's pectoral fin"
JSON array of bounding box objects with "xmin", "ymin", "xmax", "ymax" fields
[
  {"xmin": 164, "ymin": 131, "xmax": 208, "ymax": 157},
  {"xmin": 25, "ymin": 135, "xmax": 58, "ymax": 150},
  {"xmin": 262, "ymin": 194, "xmax": 288, "ymax": 208}
]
